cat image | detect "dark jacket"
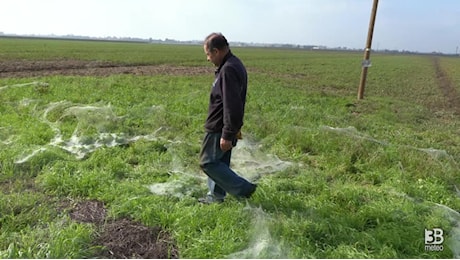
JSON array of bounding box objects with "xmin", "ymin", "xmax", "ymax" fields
[{"xmin": 204, "ymin": 51, "xmax": 247, "ymax": 141}]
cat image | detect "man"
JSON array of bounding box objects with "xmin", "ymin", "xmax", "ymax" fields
[{"xmin": 199, "ymin": 33, "xmax": 257, "ymax": 204}]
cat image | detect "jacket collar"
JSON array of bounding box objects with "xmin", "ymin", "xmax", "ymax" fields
[{"xmin": 215, "ymin": 51, "xmax": 233, "ymax": 75}]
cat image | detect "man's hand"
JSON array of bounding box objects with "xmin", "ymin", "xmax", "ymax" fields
[{"xmin": 220, "ymin": 138, "xmax": 233, "ymax": 152}]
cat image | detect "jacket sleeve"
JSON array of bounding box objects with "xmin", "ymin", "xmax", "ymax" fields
[{"xmin": 221, "ymin": 66, "xmax": 244, "ymax": 141}]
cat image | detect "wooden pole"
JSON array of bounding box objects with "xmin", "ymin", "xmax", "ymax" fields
[{"xmin": 357, "ymin": 0, "xmax": 379, "ymax": 100}]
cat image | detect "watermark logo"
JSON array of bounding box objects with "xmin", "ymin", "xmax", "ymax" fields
[{"xmin": 425, "ymin": 228, "xmax": 444, "ymax": 252}]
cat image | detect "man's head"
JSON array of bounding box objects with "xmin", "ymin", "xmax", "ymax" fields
[{"xmin": 203, "ymin": 33, "xmax": 230, "ymax": 67}]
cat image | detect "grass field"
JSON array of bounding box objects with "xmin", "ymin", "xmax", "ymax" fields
[{"xmin": 0, "ymin": 37, "xmax": 459, "ymax": 258}]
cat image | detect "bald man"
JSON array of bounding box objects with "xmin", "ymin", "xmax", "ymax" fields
[{"xmin": 199, "ymin": 33, "xmax": 257, "ymax": 204}]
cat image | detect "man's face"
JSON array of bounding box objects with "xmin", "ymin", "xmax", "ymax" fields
[{"xmin": 204, "ymin": 45, "xmax": 220, "ymax": 67}]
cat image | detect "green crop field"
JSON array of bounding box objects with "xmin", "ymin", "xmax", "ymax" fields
[{"xmin": 0, "ymin": 37, "xmax": 459, "ymax": 258}]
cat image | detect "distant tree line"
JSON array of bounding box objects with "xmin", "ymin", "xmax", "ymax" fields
[{"xmin": 0, "ymin": 32, "xmax": 458, "ymax": 56}]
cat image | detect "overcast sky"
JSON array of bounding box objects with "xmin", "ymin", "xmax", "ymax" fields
[{"xmin": 1, "ymin": 0, "xmax": 459, "ymax": 53}]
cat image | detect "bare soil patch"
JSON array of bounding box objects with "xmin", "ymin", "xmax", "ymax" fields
[
  {"xmin": 95, "ymin": 218, "xmax": 179, "ymax": 259},
  {"xmin": 432, "ymin": 57, "xmax": 460, "ymax": 115},
  {"xmin": 0, "ymin": 59, "xmax": 212, "ymax": 77},
  {"xmin": 69, "ymin": 200, "xmax": 107, "ymax": 224},
  {"xmin": 68, "ymin": 200, "xmax": 178, "ymax": 258}
]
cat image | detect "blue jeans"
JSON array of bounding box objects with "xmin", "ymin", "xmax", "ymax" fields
[{"xmin": 199, "ymin": 132, "xmax": 254, "ymax": 200}]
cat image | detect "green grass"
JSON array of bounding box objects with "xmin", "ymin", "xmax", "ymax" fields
[
  {"xmin": 0, "ymin": 37, "xmax": 204, "ymax": 65},
  {"xmin": 1, "ymin": 37, "xmax": 459, "ymax": 258}
]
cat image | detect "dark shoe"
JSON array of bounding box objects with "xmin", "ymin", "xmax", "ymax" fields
[
  {"xmin": 198, "ymin": 195, "xmax": 224, "ymax": 204},
  {"xmin": 243, "ymin": 184, "xmax": 257, "ymax": 198}
]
